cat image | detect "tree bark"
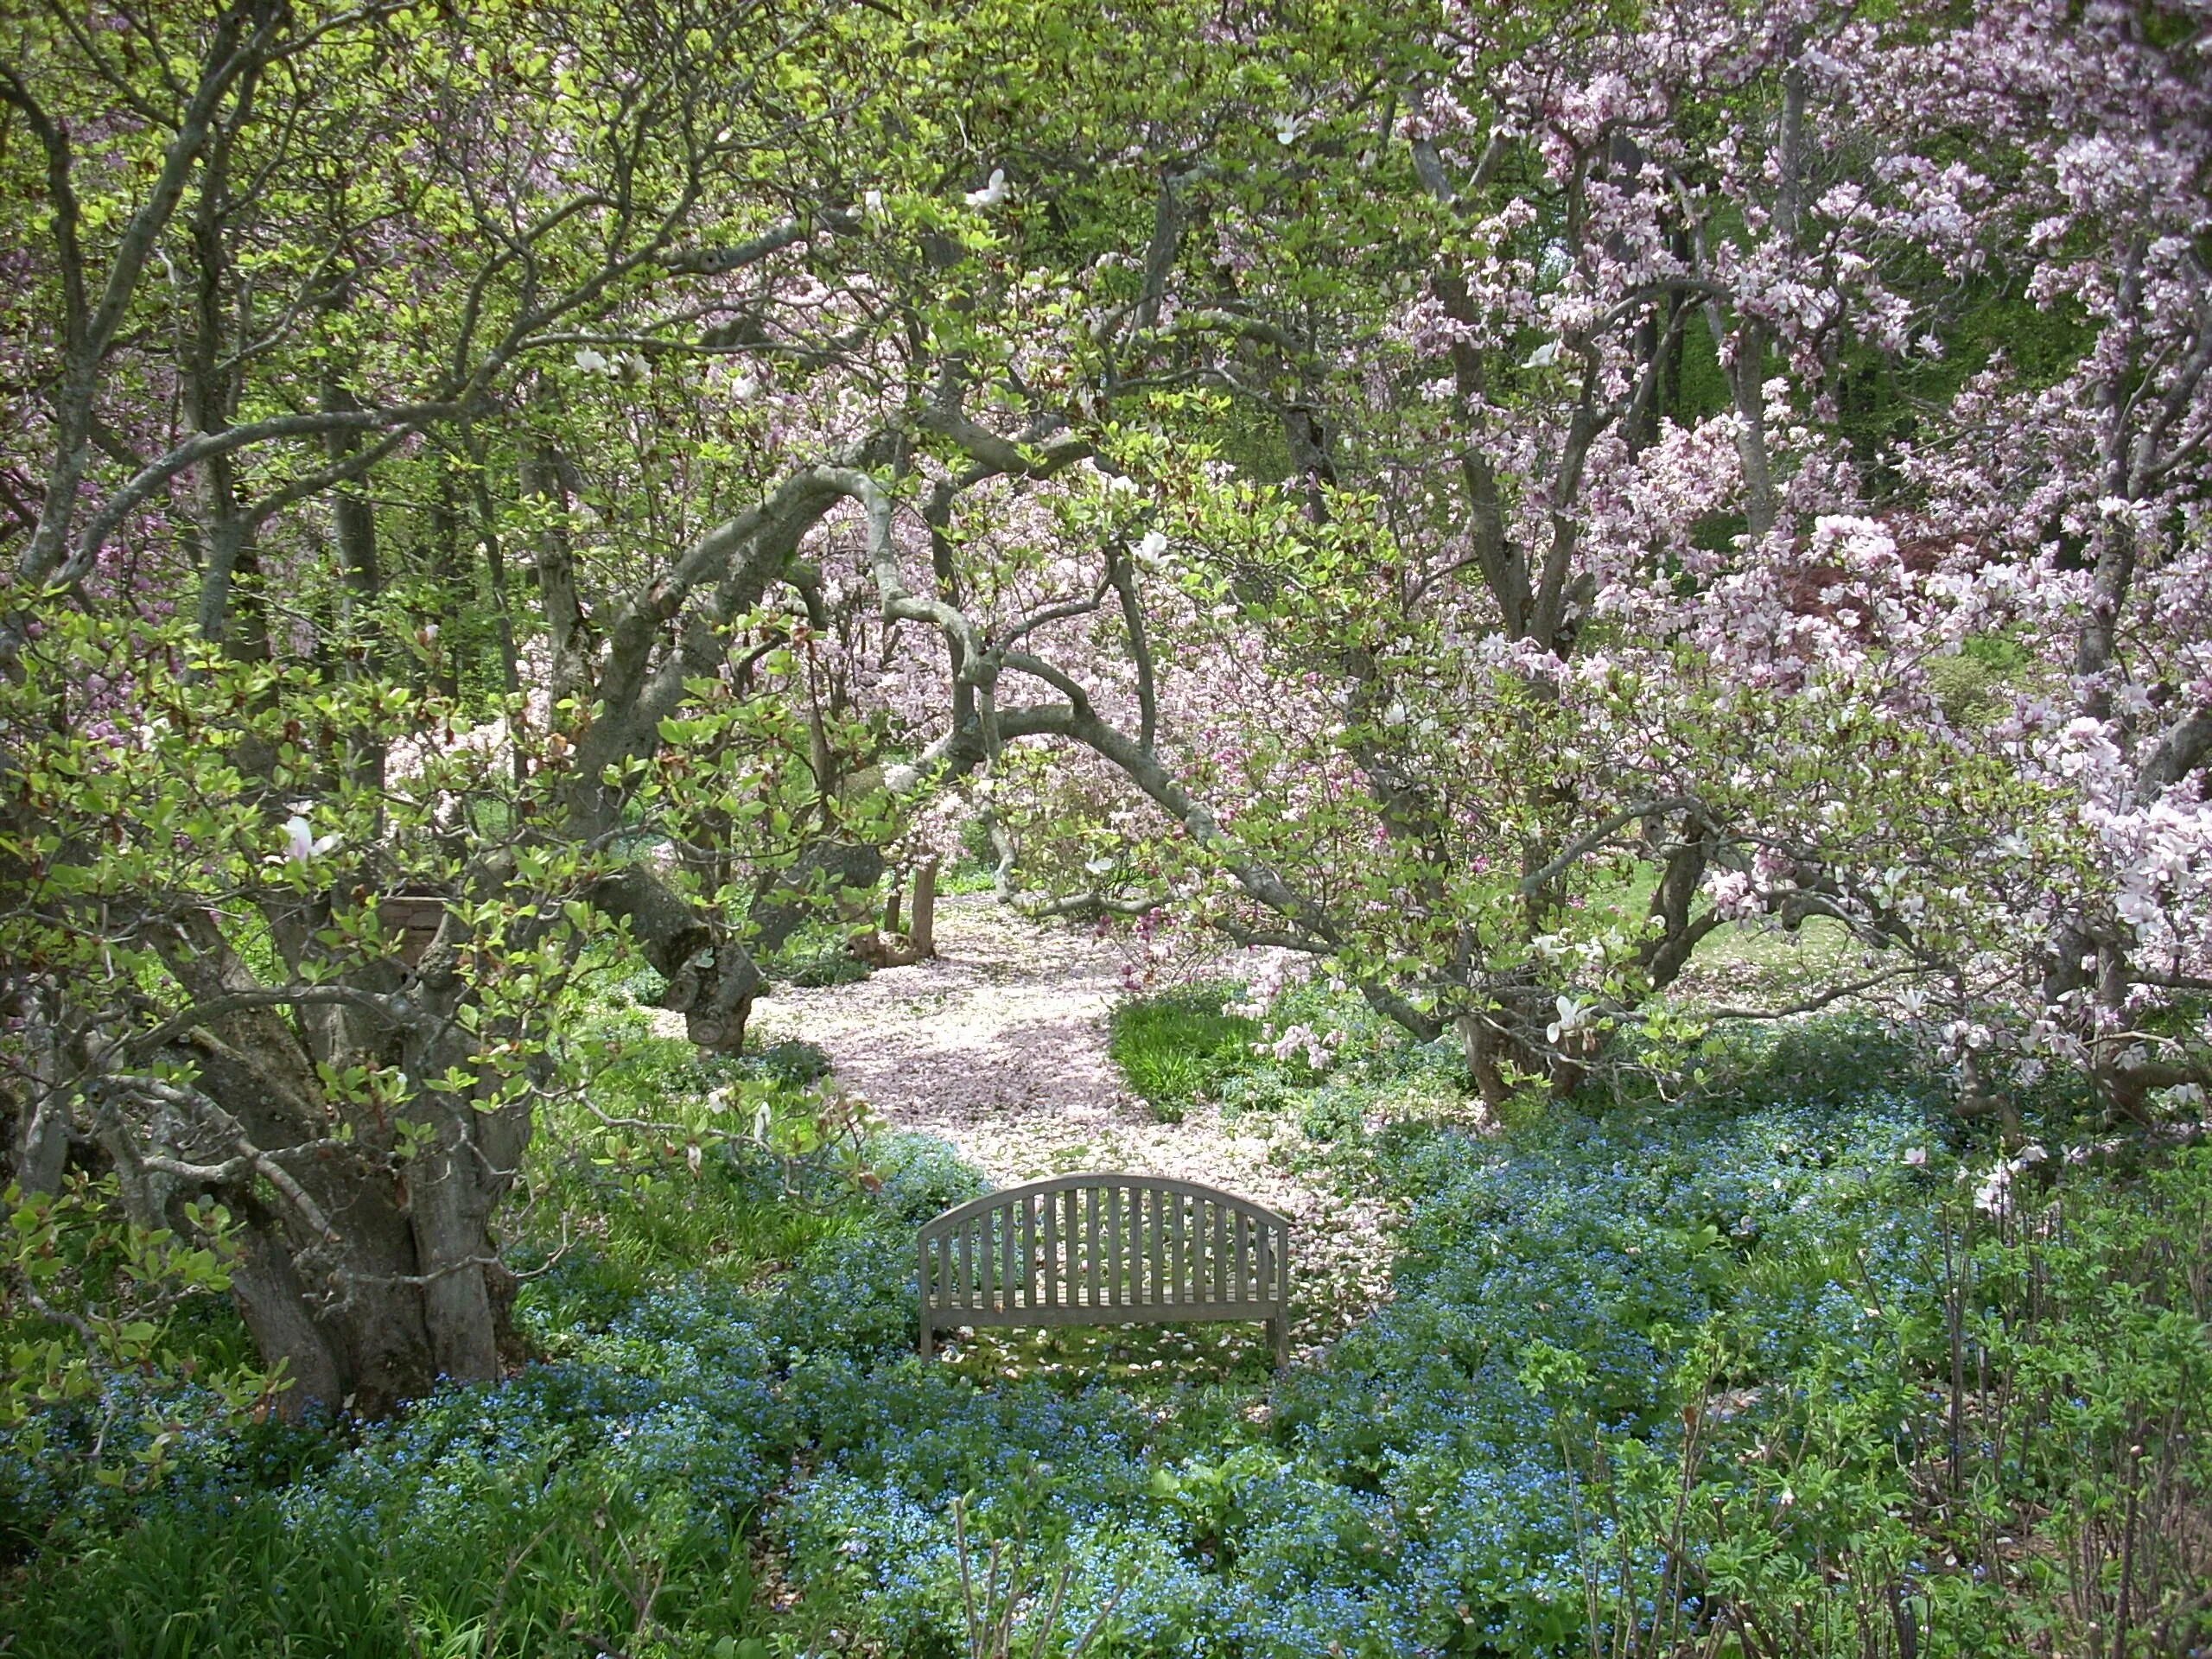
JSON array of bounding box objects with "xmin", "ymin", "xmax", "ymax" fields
[
  {"xmin": 589, "ymin": 864, "xmax": 763, "ymax": 1052},
  {"xmin": 909, "ymin": 859, "xmax": 938, "ymax": 959}
]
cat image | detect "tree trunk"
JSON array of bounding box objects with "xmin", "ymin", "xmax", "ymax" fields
[
  {"xmin": 747, "ymin": 840, "xmax": 888, "ymax": 955},
  {"xmin": 226, "ymin": 1217, "xmax": 346, "ymax": 1411},
  {"xmin": 909, "ymin": 858, "xmax": 938, "ymax": 958},
  {"xmin": 100, "ymin": 906, "xmax": 542, "ymax": 1418},
  {"xmin": 5, "ymin": 993, "xmax": 70, "ymax": 1198},
  {"xmin": 12, "ymin": 1092, "xmax": 70, "ymax": 1198},
  {"xmin": 590, "ymin": 863, "xmax": 763, "ymax": 1052},
  {"xmin": 1458, "ymin": 1013, "xmax": 1511, "ymax": 1113},
  {"xmin": 162, "ymin": 1011, "xmax": 517, "ymax": 1416}
]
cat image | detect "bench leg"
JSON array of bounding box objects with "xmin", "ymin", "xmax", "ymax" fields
[
  {"xmin": 919, "ymin": 1316, "xmax": 934, "ymax": 1361},
  {"xmin": 1267, "ymin": 1313, "xmax": 1289, "ymax": 1370}
]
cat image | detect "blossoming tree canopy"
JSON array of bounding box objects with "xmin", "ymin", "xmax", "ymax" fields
[{"xmin": 2, "ymin": 0, "xmax": 2209, "ymax": 1408}]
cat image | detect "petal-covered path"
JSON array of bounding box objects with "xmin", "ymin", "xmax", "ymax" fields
[{"xmin": 745, "ymin": 893, "xmax": 1395, "ymax": 1353}]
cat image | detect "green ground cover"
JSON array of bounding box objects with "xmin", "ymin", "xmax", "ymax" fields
[
  {"xmin": 1108, "ymin": 988, "xmax": 1263, "ymax": 1122},
  {"xmin": 3, "ymin": 989, "xmax": 2207, "ymax": 1657}
]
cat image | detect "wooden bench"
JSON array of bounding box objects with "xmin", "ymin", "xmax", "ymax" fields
[{"xmin": 917, "ymin": 1174, "xmax": 1292, "ymax": 1366}]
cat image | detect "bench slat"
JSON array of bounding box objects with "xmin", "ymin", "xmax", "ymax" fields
[
  {"xmin": 1142, "ymin": 1187, "xmax": 1159, "ymax": 1306},
  {"xmin": 1082, "ymin": 1186, "xmax": 1096, "ymax": 1307},
  {"xmin": 1122, "ymin": 1185, "xmax": 1137, "ymax": 1306},
  {"xmin": 1043, "ymin": 1190, "xmax": 1058, "ymax": 1308},
  {"xmin": 1195, "ymin": 1194, "xmax": 1210, "ymax": 1306},
  {"xmin": 1222, "ymin": 1199, "xmax": 1236, "ymax": 1303},
  {"xmin": 918, "ymin": 1174, "xmax": 1292, "ymax": 1364},
  {"xmin": 1213, "ymin": 1199, "xmax": 1228, "ymax": 1304},
  {"xmin": 1194, "ymin": 1197, "xmax": 1210, "ymax": 1303},
  {"xmin": 1131, "ymin": 1184, "xmax": 1146, "ymax": 1306},
  {"xmin": 1129, "ymin": 1186, "xmax": 1144, "ymax": 1306},
  {"xmin": 1065, "ymin": 1188, "xmax": 1079, "ymax": 1306},
  {"xmin": 1109, "ymin": 1185, "xmax": 1123, "ymax": 1307},
  {"xmin": 1168, "ymin": 1191, "xmax": 1185, "ymax": 1306}
]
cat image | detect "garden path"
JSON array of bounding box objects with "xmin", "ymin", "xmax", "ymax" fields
[{"xmin": 745, "ymin": 893, "xmax": 1393, "ymax": 1352}]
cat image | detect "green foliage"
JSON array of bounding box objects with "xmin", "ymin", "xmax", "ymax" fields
[
  {"xmin": 0, "ymin": 995, "xmax": 941, "ymax": 1646},
  {"xmin": 521, "ymin": 1008, "xmax": 873, "ymax": 1313},
  {"xmin": 763, "ymin": 918, "xmax": 878, "ymax": 988},
  {"xmin": 1111, "ymin": 976, "xmax": 1473, "ymax": 1140},
  {"xmin": 1925, "ymin": 633, "xmax": 2041, "ymax": 728},
  {"xmin": 1108, "ymin": 986, "xmax": 1261, "ymax": 1122},
  {"xmin": 3, "ymin": 1178, "xmax": 274, "ymax": 1503},
  {"xmin": 4, "ymin": 1421, "xmax": 767, "ymax": 1659},
  {"xmin": 957, "ymin": 812, "xmax": 1002, "ymax": 878},
  {"xmin": 1570, "ymin": 1143, "xmax": 2212, "ymax": 1657}
]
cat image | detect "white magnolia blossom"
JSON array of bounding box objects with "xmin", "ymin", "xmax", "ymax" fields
[
  {"xmin": 1973, "ymin": 1157, "xmax": 2016, "ymax": 1217},
  {"xmin": 1546, "ymin": 995, "xmax": 1591, "ymax": 1043},
  {"xmin": 282, "ymin": 815, "xmax": 340, "ymax": 863}
]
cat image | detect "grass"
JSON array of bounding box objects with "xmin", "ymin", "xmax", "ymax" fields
[
  {"xmin": 939, "ymin": 862, "xmax": 1000, "ymax": 897},
  {"xmin": 8, "ymin": 1478, "xmax": 762, "ymax": 1659},
  {"xmin": 1107, "ymin": 986, "xmax": 1261, "ymax": 1122},
  {"xmin": 1671, "ymin": 912, "xmax": 1859, "ymax": 1009}
]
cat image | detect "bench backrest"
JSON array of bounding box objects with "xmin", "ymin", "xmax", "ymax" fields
[{"xmin": 918, "ymin": 1173, "xmax": 1290, "ymax": 1318}]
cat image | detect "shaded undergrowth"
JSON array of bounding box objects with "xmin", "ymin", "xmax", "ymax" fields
[{"xmin": 3, "ymin": 999, "xmax": 2207, "ymax": 1658}]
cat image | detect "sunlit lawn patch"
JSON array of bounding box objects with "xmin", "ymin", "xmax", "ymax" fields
[{"xmin": 1108, "ymin": 985, "xmax": 1261, "ymax": 1122}]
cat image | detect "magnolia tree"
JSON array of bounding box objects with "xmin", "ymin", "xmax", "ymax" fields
[
  {"xmin": 840, "ymin": 0, "xmax": 1946, "ymax": 1097},
  {"xmin": 0, "ymin": 0, "xmax": 1407, "ymax": 1412},
  {"xmin": 1870, "ymin": 0, "xmax": 2212, "ymax": 1117},
  {"xmin": 0, "ymin": 0, "xmax": 836, "ymax": 1410},
  {"xmin": 872, "ymin": 0, "xmax": 2211, "ymax": 1120}
]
